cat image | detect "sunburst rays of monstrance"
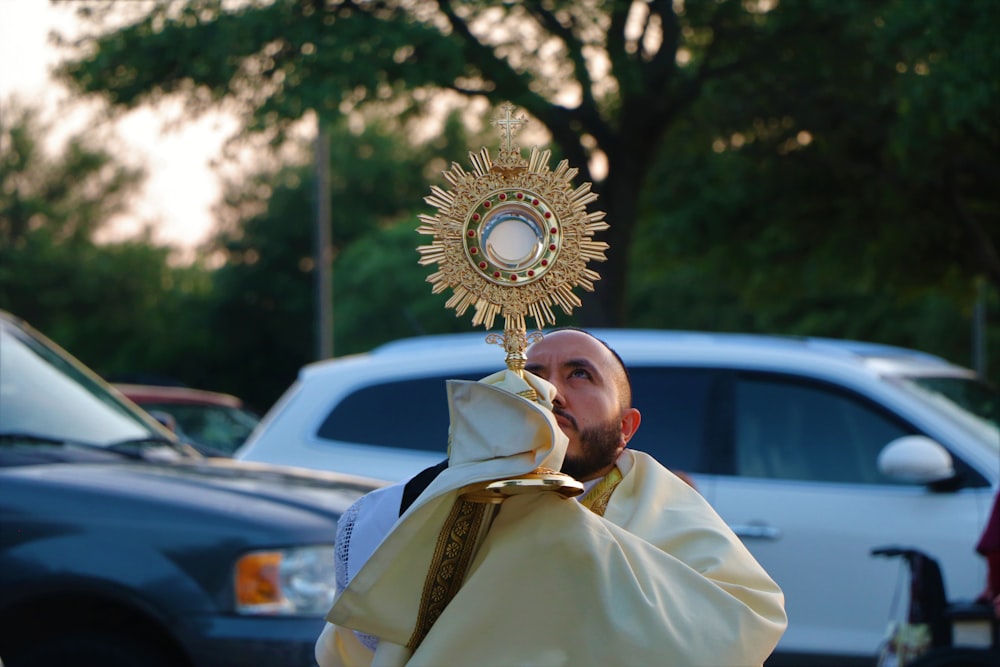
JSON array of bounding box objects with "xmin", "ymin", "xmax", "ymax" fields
[{"xmin": 416, "ymin": 102, "xmax": 609, "ymax": 375}]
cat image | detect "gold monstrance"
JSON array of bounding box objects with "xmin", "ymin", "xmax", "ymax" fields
[
  {"xmin": 405, "ymin": 103, "xmax": 611, "ymax": 651},
  {"xmin": 417, "ymin": 102, "xmax": 609, "ymax": 376}
]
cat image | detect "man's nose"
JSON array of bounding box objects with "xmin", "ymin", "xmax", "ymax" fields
[{"xmin": 550, "ymin": 384, "xmax": 566, "ymax": 407}]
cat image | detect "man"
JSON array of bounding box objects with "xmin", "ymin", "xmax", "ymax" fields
[{"xmin": 317, "ymin": 328, "xmax": 787, "ymax": 667}]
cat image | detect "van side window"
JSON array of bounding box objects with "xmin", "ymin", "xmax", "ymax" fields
[
  {"xmin": 733, "ymin": 375, "xmax": 915, "ymax": 484},
  {"xmin": 627, "ymin": 367, "xmax": 724, "ymax": 474},
  {"xmin": 317, "ymin": 373, "xmax": 480, "ymax": 451}
]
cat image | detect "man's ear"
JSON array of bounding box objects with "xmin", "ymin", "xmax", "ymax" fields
[{"xmin": 620, "ymin": 407, "xmax": 641, "ymax": 446}]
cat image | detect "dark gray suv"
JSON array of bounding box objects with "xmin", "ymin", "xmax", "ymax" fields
[{"xmin": 0, "ymin": 310, "xmax": 381, "ymax": 667}]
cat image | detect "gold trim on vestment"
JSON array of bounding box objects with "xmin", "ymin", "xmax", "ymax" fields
[
  {"xmin": 407, "ymin": 469, "xmax": 583, "ymax": 651},
  {"xmin": 578, "ymin": 466, "xmax": 623, "ymax": 517},
  {"xmin": 407, "ymin": 497, "xmax": 497, "ymax": 650}
]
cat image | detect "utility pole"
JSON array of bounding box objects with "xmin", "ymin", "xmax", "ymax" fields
[{"xmin": 315, "ymin": 121, "xmax": 333, "ymax": 360}]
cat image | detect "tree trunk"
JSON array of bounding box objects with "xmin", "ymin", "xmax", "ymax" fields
[{"xmin": 580, "ymin": 105, "xmax": 665, "ymax": 328}]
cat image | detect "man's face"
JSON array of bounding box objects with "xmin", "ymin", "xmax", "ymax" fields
[{"xmin": 524, "ymin": 330, "xmax": 638, "ymax": 481}]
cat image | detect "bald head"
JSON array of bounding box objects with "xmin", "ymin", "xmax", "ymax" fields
[{"xmin": 527, "ymin": 328, "xmax": 632, "ymax": 411}]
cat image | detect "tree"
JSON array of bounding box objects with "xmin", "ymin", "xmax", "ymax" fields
[
  {"xmin": 55, "ymin": 0, "xmax": 885, "ymax": 326},
  {"xmin": 627, "ymin": 0, "xmax": 999, "ymax": 376},
  {"xmin": 1, "ymin": 97, "xmax": 143, "ymax": 248},
  {"xmin": 0, "ymin": 97, "xmax": 213, "ymax": 380},
  {"xmin": 51, "ymin": 0, "xmax": 999, "ymax": 386},
  {"xmin": 878, "ymin": 0, "xmax": 1000, "ymax": 290},
  {"xmin": 192, "ymin": 110, "xmax": 485, "ymax": 408}
]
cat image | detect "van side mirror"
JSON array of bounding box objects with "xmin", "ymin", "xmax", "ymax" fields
[{"xmin": 877, "ymin": 435, "xmax": 955, "ymax": 483}]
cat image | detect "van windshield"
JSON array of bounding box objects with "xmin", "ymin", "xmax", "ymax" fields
[{"xmin": 893, "ymin": 375, "xmax": 1000, "ymax": 449}]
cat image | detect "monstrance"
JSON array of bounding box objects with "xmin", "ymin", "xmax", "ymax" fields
[
  {"xmin": 417, "ymin": 101, "xmax": 609, "ymax": 379},
  {"xmin": 405, "ymin": 103, "xmax": 611, "ymax": 651}
]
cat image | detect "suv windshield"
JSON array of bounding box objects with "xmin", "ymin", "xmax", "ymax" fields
[
  {"xmin": 0, "ymin": 319, "xmax": 167, "ymax": 447},
  {"xmin": 909, "ymin": 376, "xmax": 999, "ymax": 424},
  {"xmin": 893, "ymin": 375, "xmax": 1000, "ymax": 448}
]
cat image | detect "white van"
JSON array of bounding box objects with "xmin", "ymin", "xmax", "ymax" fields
[{"xmin": 237, "ymin": 329, "xmax": 999, "ymax": 666}]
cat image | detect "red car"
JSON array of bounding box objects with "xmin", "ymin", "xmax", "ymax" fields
[{"xmin": 114, "ymin": 384, "xmax": 260, "ymax": 456}]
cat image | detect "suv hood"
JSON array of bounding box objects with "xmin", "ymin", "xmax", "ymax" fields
[{"xmin": 1, "ymin": 456, "xmax": 381, "ymax": 523}]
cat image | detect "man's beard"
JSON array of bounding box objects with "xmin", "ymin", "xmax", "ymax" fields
[{"xmin": 559, "ymin": 415, "xmax": 623, "ymax": 481}]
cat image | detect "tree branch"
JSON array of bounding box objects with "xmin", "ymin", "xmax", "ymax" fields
[
  {"xmin": 523, "ymin": 4, "xmax": 612, "ymax": 151},
  {"xmin": 645, "ymin": 0, "xmax": 679, "ymax": 89},
  {"xmin": 435, "ymin": 0, "xmax": 596, "ymax": 183},
  {"xmin": 524, "ymin": 4, "xmax": 595, "ymax": 102},
  {"xmin": 606, "ymin": 0, "xmax": 634, "ymax": 96},
  {"xmin": 435, "ymin": 0, "xmax": 534, "ymax": 98}
]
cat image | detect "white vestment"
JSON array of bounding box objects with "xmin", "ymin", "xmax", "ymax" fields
[{"xmin": 317, "ymin": 370, "xmax": 787, "ymax": 667}]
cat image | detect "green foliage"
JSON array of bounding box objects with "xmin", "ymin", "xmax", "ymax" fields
[
  {"xmin": 57, "ymin": 0, "xmax": 470, "ymax": 139},
  {"xmin": 333, "ymin": 221, "xmax": 484, "ymax": 356},
  {"xmin": 8, "ymin": 0, "xmax": 995, "ymax": 404},
  {"xmin": 628, "ymin": 0, "xmax": 999, "ymax": 381},
  {"xmin": 1, "ymin": 99, "xmax": 144, "ymax": 245},
  {"xmin": 64, "ymin": 0, "xmax": 924, "ymax": 324},
  {"xmin": 195, "ymin": 161, "xmax": 317, "ymax": 409},
  {"xmin": 0, "ymin": 98, "xmax": 218, "ymax": 388},
  {"xmin": 189, "ymin": 112, "xmax": 492, "ymax": 408},
  {"xmin": 3, "ymin": 237, "xmax": 182, "ymax": 372}
]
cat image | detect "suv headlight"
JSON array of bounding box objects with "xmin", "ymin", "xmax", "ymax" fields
[{"xmin": 235, "ymin": 545, "xmax": 336, "ymax": 616}]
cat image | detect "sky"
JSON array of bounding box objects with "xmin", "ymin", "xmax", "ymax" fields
[{"xmin": 0, "ymin": 0, "xmax": 232, "ymax": 252}]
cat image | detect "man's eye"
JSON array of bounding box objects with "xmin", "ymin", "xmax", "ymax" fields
[{"xmin": 569, "ymin": 368, "xmax": 591, "ymax": 379}]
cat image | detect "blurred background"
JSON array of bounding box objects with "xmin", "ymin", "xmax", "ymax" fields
[{"xmin": 1, "ymin": 0, "xmax": 997, "ymax": 415}]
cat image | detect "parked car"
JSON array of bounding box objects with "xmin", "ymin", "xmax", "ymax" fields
[
  {"xmin": 236, "ymin": 329, "xmax": 999, "ymax": 666},
  {"xmin": 114, "ymin": 383, "xmax": 261, "ymax": 456},
  {"xmin": 0, "ymin": 310, "xmax": 383, "ymax": 667}
]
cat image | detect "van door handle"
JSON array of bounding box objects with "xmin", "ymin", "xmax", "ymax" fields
[{"xmin": 730, "ymin": 522, "xmax": 782, "ymax": 540}]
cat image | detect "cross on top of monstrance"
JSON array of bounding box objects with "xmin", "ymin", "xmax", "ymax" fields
[
  {"xmin": 490, "ymin": 102, "xmax": 528, "ymax": 171},
  {"xmin": 417, "ymin": 101, "xmax": 610, "ymax": 377}
]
